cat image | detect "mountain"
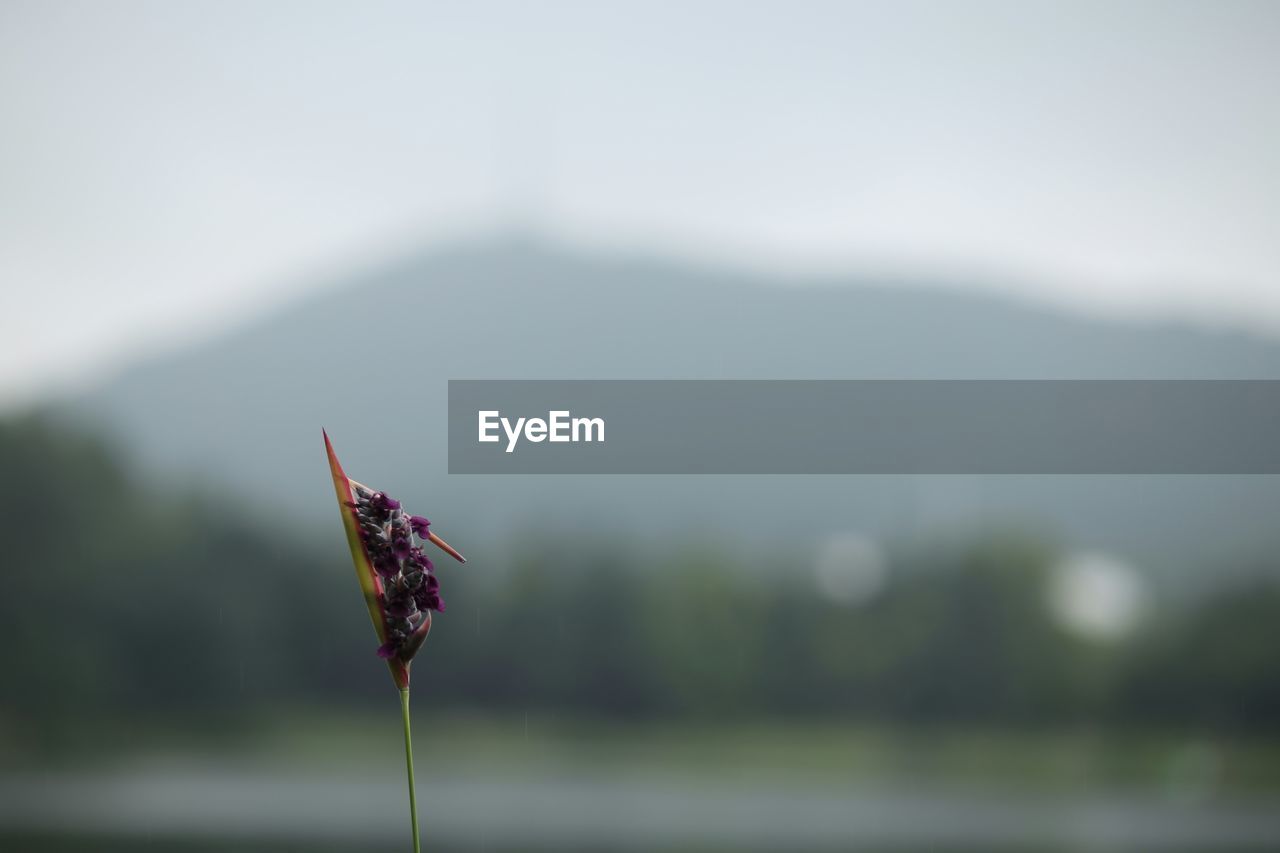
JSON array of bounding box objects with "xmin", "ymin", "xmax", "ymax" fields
[{"xmin": 66, "ymin": 238, "xmax": 1280, "ymax": 588}]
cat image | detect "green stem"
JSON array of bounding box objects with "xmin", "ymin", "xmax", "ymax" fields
[{"xmin": 399, "ymin": 687, "xmax": 421, "ymax": 853}]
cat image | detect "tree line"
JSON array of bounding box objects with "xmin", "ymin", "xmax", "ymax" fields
[{"xmin": 3, "ymin": 415, "xmax": 1278, "ymax": 738}]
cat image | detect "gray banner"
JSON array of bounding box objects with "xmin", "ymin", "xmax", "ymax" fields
[{"xmin": 447, "ymin": 380, "xmax": 1280, "ymax": 474}]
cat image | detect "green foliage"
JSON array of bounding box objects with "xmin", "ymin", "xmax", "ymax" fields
[
  {"xmin": 0, "ymin": 415, "xmax": 376, "ymax": 734},
  {"xmin": 4, "ymin": 416, "xmax": 1280, "ymax": 738}
]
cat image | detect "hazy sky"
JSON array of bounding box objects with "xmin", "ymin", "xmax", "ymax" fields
[{"xmin": 2, "ymin": 1, "xmax": 1278, "ymax": 404}]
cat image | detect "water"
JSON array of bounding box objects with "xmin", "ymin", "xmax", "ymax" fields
[{"xmin": 2, "ymin": 766, "xmax": 1278, "ymax": 851}]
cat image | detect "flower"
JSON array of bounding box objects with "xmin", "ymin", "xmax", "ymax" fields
[
  {"xmin": 370, "ymin": 492, "xmax": 401, "ymax": 513},
  {"xmin": 324, "ymin": 431, "xmax": 465, "ymax": 690},
  {"xmin": 413, "ymin": 573, "xmax": 444, "ymax": 613},
  {"xmin": 385, "ymin": 587, "xmax": 418, "ymax": 618},
  {"xmin": 406, "ymin": 547, "xmax": 433, "ymax": 573}
]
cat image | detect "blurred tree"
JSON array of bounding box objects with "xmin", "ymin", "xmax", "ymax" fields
[
  {"xmin": 0, "ymin": 415, "xmax": 373, "ymax": 742},
  {"xmin": 1120, "ymin": 581, "xmax": 1280, "ymax": 730},
  {"xmin": 5, "ymin": 416, "xmax": 1280, "ymax": 743}
]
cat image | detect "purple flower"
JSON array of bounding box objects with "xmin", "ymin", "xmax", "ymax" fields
[
  {"xmin": 325, "ymin": 431, "xmax": 467, "ymax": 681},
  {"xmin": 386, "ymin": 594, "xmax": 417, "ymax": 619},
  {"xmin": 413, "ymin": 574, "xmax": 445, "ymax": 612},
  {"xmin": 406, "ymin": 548, "xmax": 433, "ymax": 574},
  {"xmin": 372, "ymin": 553, "xmax": 402, "ymax": 578},
  {"xmin": 384, "ymin": 594, "xmax": 414, "ymax": 614}
]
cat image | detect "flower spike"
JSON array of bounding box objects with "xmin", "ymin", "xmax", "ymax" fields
[{"xmin": 323, "ymin": 430, "xmax": 463, "ymax": 689}]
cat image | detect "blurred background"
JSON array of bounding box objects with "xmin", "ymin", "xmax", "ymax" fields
[{"xmin": 3, "ymin": 1, "xmax": 1280, "ymax": 850}]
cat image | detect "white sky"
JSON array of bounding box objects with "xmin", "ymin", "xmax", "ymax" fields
[{"xmin": 2, "ymin": 0, "xmax": 1278, "ymax": 405}]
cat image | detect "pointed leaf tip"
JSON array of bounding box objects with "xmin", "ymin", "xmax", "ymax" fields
[
  {"xmin": 323, "ymin": 430, "xmax": 348, "ymax": 481},
  {"xmin": 427, "ymin": 531, "xmax": 467, "ymax": 563}
]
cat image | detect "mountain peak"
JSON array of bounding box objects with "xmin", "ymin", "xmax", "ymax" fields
[{"xmin": 67, "ymin": 242, "xmax": 1280, "ymax": 581}]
